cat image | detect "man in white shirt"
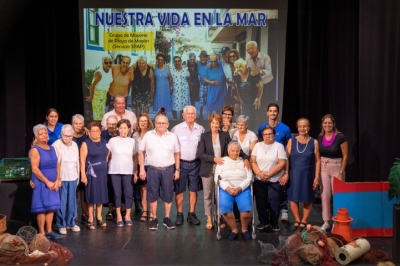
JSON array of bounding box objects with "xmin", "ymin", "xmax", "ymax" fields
[
  {"xmin": 171, "ymin": 106, "xmax": 205, "ymax": 226},
  {"xmin": 139, "ymin": 114, "xmax": 180, "ymax": 231},
  {"xmin": 101, "ymin": 95, "xmax": 137, "ymax": 134}
]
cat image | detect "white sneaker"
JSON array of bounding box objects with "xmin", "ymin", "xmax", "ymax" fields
[
  {"xmin": 280, "ymin": 212, "xmax": 289, "ymax": 221},
  {"xmin": 321, "ymin": 222, "xmax": 330, "ymax": 231},
  {"xmin": 58, "ymin": 228, "xmax": 67, "ymax": 235},
  {"xmin": 67, "ymin": 225, "xmax": 81, "ymax": 232}
]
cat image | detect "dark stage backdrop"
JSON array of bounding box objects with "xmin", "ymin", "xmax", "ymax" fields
[{"xmin": 0, "ymin": 0, "xmax": 399, "ymax": 182}]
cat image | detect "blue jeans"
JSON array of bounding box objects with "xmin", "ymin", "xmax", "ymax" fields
[{"xmin": 56, "ymin": 180, "xmax": 78, "ymax": 228}]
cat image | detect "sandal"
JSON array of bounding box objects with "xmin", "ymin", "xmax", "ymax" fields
[
  {"xmin": 298, "ymin": 222, "xmax": 307, "ymax": 231},
  {"xmin": 106, "ymin": 211, "xmax": 113, "ymax": 220},
  {"xmin": 141, "ymin": 211, "xmax": 149, "ymax": 222},
  {"xmin": 116, "ymin": 220, "xmax": 124, "ymax": 227},
  {"xmin": 87, "ymin": 221, "xmax": 95, "ymax": 230},
  {"xmin": 97, "ymin": 220, "xmax": 107, "ymax": 227},
  {"xmin": 206, "ymin": 218, "xmax": 213, "ymax": 230},
  {"xmin": 290, "ymin": 221, "xmax": 300, "ymax": 231}
]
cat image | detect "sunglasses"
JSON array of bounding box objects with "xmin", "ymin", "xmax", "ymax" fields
[
  {"xmin": 104, "ymin": 62, "xmax": 112, "ymax": 65},
  {"xmin": 174, "ymin": 60, "xmax": 181, "ymax": 63}
]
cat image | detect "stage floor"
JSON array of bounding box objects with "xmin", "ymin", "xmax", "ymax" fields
[{"xmin": 7, "ymin": 192, "xmax": 394, "ymax": 265}]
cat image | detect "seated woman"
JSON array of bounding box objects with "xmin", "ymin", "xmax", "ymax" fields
[{"xmin": 214, "ymin": 141, "xmax": 253, "ymax": 241}]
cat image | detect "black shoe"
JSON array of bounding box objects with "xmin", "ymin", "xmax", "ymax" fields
[
  {"xmin": 256, "ymin": 222, "xmax": 267, "ymax": 230},
  {"xmin": 187, "ymin": 212, "xmax": 200, "ymax": 225},
  {"xmin": 271, "ymin": 224, "xmax": 280, "ymax": 232},
  {"xmin": 135, "ymin": 203, "xmax": 144, "ymax": 213},
  {"xmin": 175, "ymin": 212, "xmax": 184, "ymax": 226},
  {"xmin": 163, "ymin": 217, "xmax": 176, "ymax": 230},
  {"xmin": 149, "ymin": 218, "xmax": 158, "ymax": 231}
]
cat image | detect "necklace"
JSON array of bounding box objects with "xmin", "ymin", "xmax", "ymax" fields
[
  {"xmin": 296, "ymin": 136, "xmax": 310, "ymax": 154},
  {"xmin": 91, "ymin": 139, "xmax": 102, "ymax": 149},
  {"xmin": 263, "ymin": 143, "xmax": 273, "ymax": 154}
]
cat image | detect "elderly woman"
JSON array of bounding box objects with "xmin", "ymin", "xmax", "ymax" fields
[
  {"xmin": 153, "ymin": 53, "xmax": 173, "ymax": 116},
  {"xmin": 52, "ymin": 124, "xmax": 81, "ymax": 234},
  {"xmin": 251, "ymin": 126, "xmax": 287, "ymax": 232},
  {"xmin": 107, "ymin": 119, "xmax": 138, "ymax": 227},
  {"xmin": 86, "ymin": 54, "xmax": 113, "ymax": 120},
  {"xmin": 318, "ymin": 114, "xmax": 348, "ymax": 231},
  {"xmin": 131, "ymin": 55, "xmax": 154, "ymax": 115},
  {"xmin": 187, "ymin": 52, "xmax": 200, "ymax": 106},
  {"xmin": 230, "ymin": 115, "xmax": 258, "ymax": 156},
  {"xmin": 71, "ymin": 114, "xmax": 89, "ymax": 222},
  {"xmin": 204, "ymin": 54, "xmax": 227, "ymax": 119},
  {"xmin": 44, "ymin": 108, "xmax": 63, "ymax": 145},
  {"xmin": 221, "ymin": 105, "xmax": 235, "ymax": 132},
  {"xmin": 80, "ymin": 121, "xmax": 109, "ymax": 229},
  {"xmin": 29, "ymin": 124, "xmax": 62, "ymax": 240},
  {"xmin": 233, "ymin": 58, "xmax": 263, "ymax": 130},
  {"xmin": 214, "ymin": 141, "xmax": 253, "ymax": 240},
  {"xmin": 132, "ymin": 113, "xmax": 154, "ymax": 221},
  {"xmin": 171, "ymin": 55, "xmax": 191, "ymax": 120},
  {"xmin": 286, "ymin": 118, "xmax": 321, "ymax": 231}
]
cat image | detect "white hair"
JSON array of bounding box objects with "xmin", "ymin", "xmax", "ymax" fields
[
  {"xmin": 72, "ymin": 114, "xmax": 84, "ymax": 124},
  {"xmin": 101, "ymin": 54, "xmax": 112, "ymax": 62},
  {"xmin": 236, "ymin": 115, "xmax": 249, "ymax": 125},
  {"xmin": 183, "ymin": 105, "xmax": 196, "ymax": 114},
  {"xmin": 62, "ymin": 124, "xmax": 74, "ymax": 134},
  {"xmin": 33, "ymin": 124, "xmax": 47, "ymax": 136},
  {"xmin": 227, "ymin": 140, "xmax": 241, "ymax": 151},
  {"xmin": 138, "ymin": 55, "xmax": 147, "ymax": 63},
  {"xmin": 246, "ymin": 41, "xmax": 258, "ymax": 48},
  {"xmin": 234, "ymin": 58, "xmax": 247, "ymax": 67}
]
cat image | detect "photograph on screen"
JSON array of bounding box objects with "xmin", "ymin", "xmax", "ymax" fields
[{"xmin": 82, "ymin": 8, "xmax": 284, "ymax": 132}]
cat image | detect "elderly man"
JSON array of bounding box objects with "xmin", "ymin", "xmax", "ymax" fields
[
  {"xmin": 87, "ymin": 54, "xmax": 113, "ymax": 120},
  {"xmin": 101, "ymin": 95, "xmax": 137, "ymax": 134},
  {"xmin": 246, "ymin": 41, "xmax": 273, "ymax": 86},
  {"xmin": 171, "ymin": 106, "xmax": 205, "ymax": 226},
  {"xmin": 139, "ymin": 114, "xmax": 180, "ymax": 231},
  {"xmin": 107, "ymin": 55, "xmax": 134, "ymax": 111},
  {"xmin": 197, "ymin": 50, "xmax": 210, "ymax": 120},
  {"xmin": 204, "ymin": 53, "xmax": 227, "ymax": 119}
]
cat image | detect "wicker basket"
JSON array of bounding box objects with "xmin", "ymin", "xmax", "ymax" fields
[{"xmin": 0, "ymin": 214, "xmax": 6, "ymax": 234}]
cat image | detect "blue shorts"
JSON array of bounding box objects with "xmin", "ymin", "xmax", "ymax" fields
[
  {"xmin": 174, "ymin": 159, "xmax": 202, "ymax": 193},
  {"xmin": 146, "ymin": 165, "xmax": 174, "ymax": 203},
  {"xmin": 219, "ymin": 187, "xmax": 252, "ymax": 215}
]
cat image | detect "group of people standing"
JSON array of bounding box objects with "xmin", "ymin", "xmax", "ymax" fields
[
  {"xmin": 30, "ymin": 96, "xmax": 347, "ymax": 241},
  {"xmin": 86, "ymin": 40, "xmax": 273, "ymax": 124}
]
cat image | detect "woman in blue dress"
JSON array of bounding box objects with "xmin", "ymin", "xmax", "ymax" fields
[
  {"xmin": 153, "ymin": 53, "xmax": 172, "ymax": 115},
  {"xmin": 44, "ymin": 108, "xmax": 63, "ymax": 145},
  {"xmin": 80, "ymin": 121, "xmax": 109, "ymax": 229},
  {"xmin": 30, "ymin": 124, "xmax": 63, "ymax": 240},
  {"xmin": 204, "ymin": 54, "xmax": 227, "ymax": 119},
  {"xmin": 171, "ymin": 55, "xmax": 191, "ymax": 120},
  {"xmin": 286, "ymin": 118, "xmax": 321, "ymax": 231}
]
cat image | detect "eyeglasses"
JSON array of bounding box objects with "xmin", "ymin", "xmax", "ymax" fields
[
  {"xmin": 222, "ymin": 113, "xmax": 232, "ymax": 117},
  {"xmin": 156, "ymin": 122, "xmax": 168, "ymax": 125},
  {"xmin": 210, "ymin": 60, "xmax": 217, "ymax": 63},
  {"xmin": 62, "ymin": 134, "xmax": 73, "ymax": 138},
  {"xmin": 263, "ymin": 133, "xmax": 274, "ymax": 136},
  {"xmin": 104, "ymin": 62, "xmax": 112, "ymax": 65},
  {"xmin": 174, "ymin": 60, "xmax": 181, "ymax": 63},
  {"xmin": 229, "ymin": 55, "xmax": 237, "ymax": 58}
]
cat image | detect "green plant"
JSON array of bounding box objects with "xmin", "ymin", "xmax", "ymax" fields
[
  {"xmin": 85, "ymin": 66, "xmax": 100, "ymax": 90},
  {"xmin": 388, "ymin": 158, "xmax": 400, "ymax": 206}
]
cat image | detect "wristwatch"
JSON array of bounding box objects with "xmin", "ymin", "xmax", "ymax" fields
[
  {"xmin": 339, "ymin": 171, "xmax": 345, "ymax": 174},
  {"xmin": 175, "ymin": 168, "xmax": 180, "ymax": 172}
]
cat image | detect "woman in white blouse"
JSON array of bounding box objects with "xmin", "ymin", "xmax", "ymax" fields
[
  {"xmin": 251, "ymin": 126, "xmax": 287, "ymax": 232},
  {"xmin": 230, "ymin": 115, "xmax": 258, "ymax": 157},
  {"xmin": 214, "ymin": 141, "xmax": 253, "ymax": 241},
  {"xmin": 107, "ymin": 119, "xmax": 138, "ymax": 227},
  {"xmin": 52, "ymin": 124, "xmax": 81, "ymax": 234}
]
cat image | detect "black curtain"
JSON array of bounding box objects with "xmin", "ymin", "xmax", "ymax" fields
[{"xmin": 1, "ymin": 0, "xmax": 399, "ymax": 182}]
